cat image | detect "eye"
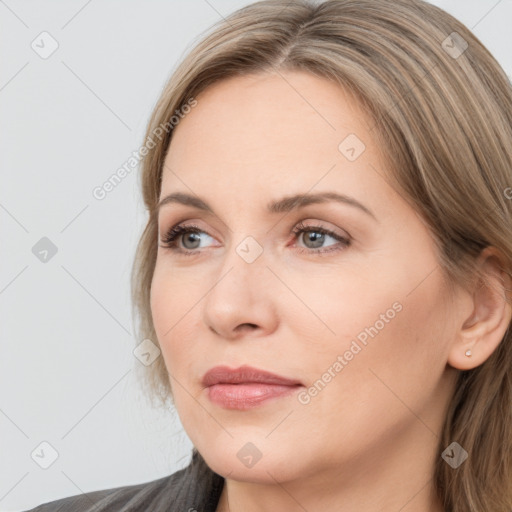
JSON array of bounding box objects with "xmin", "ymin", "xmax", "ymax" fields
[
  {"xmin": 159, "ymin": 220, "xmax": 351, "ymax": 256},
  {"xmin": 291, "ymin": 220, "xmax": 351, "ymax": 255},
  {"xmin": 159, "ymin": 223, "xmax": 215, "ymax": 255}
]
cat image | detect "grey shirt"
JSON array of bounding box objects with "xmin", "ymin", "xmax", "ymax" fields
[{"xmin": 23, "ymin": 449, "xmax": 224, "ymax": 512}]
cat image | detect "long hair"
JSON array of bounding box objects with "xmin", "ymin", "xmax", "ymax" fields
[{"xmin": 130, "ymin": 1, "xmax": 512, "ymax": 509}]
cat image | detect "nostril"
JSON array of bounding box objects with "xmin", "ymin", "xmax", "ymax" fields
[{"xmin": 237, "ymin": 323, "xmax": 258, "ymax": 332}]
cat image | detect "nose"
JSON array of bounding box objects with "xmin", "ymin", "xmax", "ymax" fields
[{"xmin": 202, "ymin": 237, "xmax": 279, "ymax": 341}]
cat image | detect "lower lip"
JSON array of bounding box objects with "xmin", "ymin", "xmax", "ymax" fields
[{"xmin": 207, "ymin": 383, "xmax": 301, "ymax": 410}]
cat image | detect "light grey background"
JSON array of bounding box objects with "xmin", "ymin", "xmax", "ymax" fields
[{"xmin": 1, "ymin": 1, "xmax": 511, "ymax": 510}]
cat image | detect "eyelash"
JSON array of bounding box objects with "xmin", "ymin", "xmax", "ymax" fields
[{"xmin": 159, "ymin": 220, "xmax": 351, "ymax": 257}]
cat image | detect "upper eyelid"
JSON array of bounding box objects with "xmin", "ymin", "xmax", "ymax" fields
[
  {"xmin": 157, "ymin": 209, "xmax": 231, "ymax": 236},
  {"xmin": 159, "ymin": 220, "xmax": 218, "ymax": 239},
  {"xmin": 159, "ymin": 220, "xmax": 350, "ymax": 243}
]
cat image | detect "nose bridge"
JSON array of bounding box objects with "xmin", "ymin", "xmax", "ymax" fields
[
  {"xmin": 211, "ymin": 232, "xmax": 268, "ymax": 298},
  {"xmin": 202, "ymin": 231, "xmax": 276, "ymax": 337}
]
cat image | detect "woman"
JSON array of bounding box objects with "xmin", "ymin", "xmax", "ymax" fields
[{"xmin": 26, "ymin": 0, "xmax": 512, "ymax": 510}]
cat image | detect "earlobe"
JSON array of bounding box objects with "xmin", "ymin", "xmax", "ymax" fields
[{"xmin": 447, "ymin": 247, "xmax": 512, "ymax": 371}]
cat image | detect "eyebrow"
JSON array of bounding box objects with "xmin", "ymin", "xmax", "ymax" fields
[{"xmin": 157, "ymin": 191, "xmax": 377, "ymax": 220}]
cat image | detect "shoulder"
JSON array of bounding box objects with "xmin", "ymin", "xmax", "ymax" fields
[
  {"xmin": 22, "ymin": 450, "xmax": 224, "ymax": 512},
  {"xmin": 23, "ymin": 473, "xmax": 175, "ymax": 512}
]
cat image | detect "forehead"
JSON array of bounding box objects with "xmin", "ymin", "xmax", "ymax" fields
[
  {"xmin": 160, "ymin": 71, "xmax": 391, "ymax": 210},
  {"xmin": 167, "ymin": 71, "xmax": 371, "ymax": 157}
]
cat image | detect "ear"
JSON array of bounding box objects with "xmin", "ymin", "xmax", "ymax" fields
[{"xmin": 448, "ymin": 246, "xmax": 512, "ymax": 370}]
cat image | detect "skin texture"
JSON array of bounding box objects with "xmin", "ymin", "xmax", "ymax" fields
[{"xmin": 150, "ymin": 71, "xmax": 511, "ymax": 512}]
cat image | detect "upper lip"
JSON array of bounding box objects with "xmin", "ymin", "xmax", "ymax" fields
[{"xmin": 202, "ymin": 365, "xmax": 303, "ymax": 387}]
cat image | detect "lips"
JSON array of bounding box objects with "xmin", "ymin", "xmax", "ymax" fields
[
  {"xmin": 202, "ymin": 365, "xmax": 303, "ymax": 410},
  {"xmin": 202, "ymin": 365, "xmax": 302, "ymax": 387}
]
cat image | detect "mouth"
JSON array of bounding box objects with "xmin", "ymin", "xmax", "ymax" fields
[{"xmin": 202, "ymin": 365, "xmax": 304, "ymax": 410}]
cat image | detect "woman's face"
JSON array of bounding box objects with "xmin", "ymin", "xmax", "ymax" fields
[{"xmin": 151, "ymin": 70, "xmax": 460, "ymax": 484}]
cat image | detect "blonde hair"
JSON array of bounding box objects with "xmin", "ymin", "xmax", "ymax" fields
[{"xmin": 130, "ymin": 0, "xmax": 512, "ymax": 509}]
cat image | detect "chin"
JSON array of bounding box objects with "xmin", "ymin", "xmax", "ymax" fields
[{"xmin": 198, "ymin": 441, "xmax": 306, "ymax": 484}]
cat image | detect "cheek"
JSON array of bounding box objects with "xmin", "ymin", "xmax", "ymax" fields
[
  {"xmin": 299, "ymin": 258, "xmax": 451, "ymax": 404},
  {"xmin": 150, "ymin": 269, "xmax": 209, "ymax": 438},
  {"xmin": 150, "ymin": 263, "xmax": 208, "ymax": 382},
  {"xmin": 296, "ymin": 282, "xmax": 451, "ymax": 450},
  {"xmin": 334, "ymin": 274, "xmax": 451, "ymax": 408},
  {"xmin": 150, "ymin": 265, "xmax": 188, "ymax": 373},
  {"xmin": 150, "ymin": 266, "xmax": 170, "ymax": 342},
  {"xmin": 150, "ymin": 260, "xmax": 196, "ymax": 334},
  {"xmin": 289, "ymin": 265, "xmax": 401, "ymax": 353}
]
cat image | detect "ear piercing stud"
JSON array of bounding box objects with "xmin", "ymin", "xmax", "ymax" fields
[{"xmin": 465, "ymin": 349, "xmax": 472, "ymax": 357}]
